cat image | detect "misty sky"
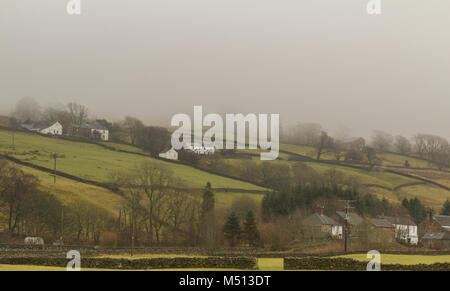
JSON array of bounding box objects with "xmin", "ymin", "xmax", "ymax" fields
[{"xmin": 1, "ymin": 0, "xmax": 449, "ymax": 139}]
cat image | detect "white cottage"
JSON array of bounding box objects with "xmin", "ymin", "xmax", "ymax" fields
[
  {"xmin": 22, "ymin": 121, "xmax": 63, "ymax": 135},
  {"xmin": 187, "ymin": 143, "xmax": 215, "ymax": 155},
  {"xmin": 159, "ymin": 148, "xmax": 178, "ymax": 160},
  {"xmin": 389, "ymin": 217, "xmax": 418, "ymax": 245},
  {"xmin": 69, "ymin": 123, "xmax": 109, "ymax": 141},
  {"xmin": 373, "ymin": 216, "xmax": 418, "ymax": 245},
  {"xmin": 302, "ymin": 212, "xmax": 343, "ymax": 240}
]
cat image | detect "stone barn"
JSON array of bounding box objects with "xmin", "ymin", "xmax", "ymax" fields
[{"xmin": 422, "ymin": 232, "xmax": 450, "ymax": 249}]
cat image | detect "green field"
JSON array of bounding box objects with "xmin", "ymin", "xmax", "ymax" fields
[
  {"xmin": 0, "ymin": 130, "xmax": 266, "ymax": 191},
  {"xmin": 2, "ymin": 129, "xmax": 450, "ymax": 212},
  {"xmin": 336, "ymin": 254, "xmax": 450, "ymax": 265},
  {"xmin": 397, "ymin": 184, "xmax": 450, "ymax": 209},
  {"xmin": 377, "ymin": 153, "xmax": 434, "ymax": 169},
  {"xmin": 280, "ymin": 144, "xmax": 335, "ymax": 160},
  {"xmin": 15, "ymin": 164, "xmax": 263, "ymax": 216},
  {"xmin": 17, "ymin": 165, "xmax": 125, "ymax": 216},
  {"xmin": 305, "ymin": 162, "xmax": 415, "ymax": 189},
  {"xmin": 100, "ymin": 141, "xmax": 147, "ymax": 155}
]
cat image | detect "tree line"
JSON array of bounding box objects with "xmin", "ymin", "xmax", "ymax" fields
[
  {"xmin": 0, "ymin": 159, "xmax": 113, "ymax": 243},
  {"xmin": 282, "ymin": 122, "xmax": 450, "ymax": 170}
]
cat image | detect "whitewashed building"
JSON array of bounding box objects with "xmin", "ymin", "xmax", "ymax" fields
[
  {"xmin": 390, "ymin": 217, "xmax": 418, "ymax": 245},
  {"xmin": 159, "ymin": 148, "xmax": 178, "ymax": 160},
  {"xmin": 22, "ymin": 121, "xmax": 63, "ymax": 135},
  {"xmin": 372, "ymin": 216, "xmax": 418, "ymax": 245},
  {"xmin": 302, "ymin": 212, "xmax": 343, "ymax": 240},
  {"xmin": 185, "ymin": 143, "xmax": 215, "ymax": 155},
  {"xmin": 69, "ymin": 123, "xmax": 109, "ymax": 141}
]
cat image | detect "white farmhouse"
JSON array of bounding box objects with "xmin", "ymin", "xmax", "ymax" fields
[
  {"xmin": 21, "ymin": 121, "xmax": 63, "ymax": 135},
  {"xmin": 302, "ymin": 212, "xmax": 343, "ymax": 240},
  {"xmin": 159, "ymin": 148, "xmax": 178, "ymax": 160},
  {"xmin": 186, "ymin": 143, "xmax": 215, "ymax": 155},
  {"xmin": 377, "ymin": 216, "xmax": 418, "ymax": 245},
  {"xmin": 69, "ymin": 123, "xmax": 109, "ymax": 141}
]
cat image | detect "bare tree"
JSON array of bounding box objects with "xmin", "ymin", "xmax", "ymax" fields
[
  {"xmin": 124, "ymin": 116, "xmax": 144, "ymax": 145},
  {"xmin": 136, "ymin": 162, "xmax": 173, "ymax": 245},
  {"xmin": 315, "ymin": 131, "xmax": 333, "ymax": 161},
  {"xmin": 371, "ymin": 130, "xmax": 393, "ymax": 152},
  {"xmin": 413, "ymin": 134, "xmax": 449, "ymax": 169},
  {"xmin": 363, "ymin": 146, "xmax": 380, "ymax": 170},
  {"xmin": 67, "ymin": 102, "xmax": 89, "ymax": 125},
  {"xmin": 394, "ymin": 135, "xmax": 412, "ymax": 154},
  {"xmin": 0, "ymin": 161, "xmax": 40, "ymax": 233}
]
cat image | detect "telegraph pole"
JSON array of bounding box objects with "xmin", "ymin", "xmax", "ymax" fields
[
  {"xmin": 50, "ymin": 153, "xmax": 65, "ymax": 184},
  {"xmin": 339, "ymin": 200, "xmax": 355, "ymax": 253}
]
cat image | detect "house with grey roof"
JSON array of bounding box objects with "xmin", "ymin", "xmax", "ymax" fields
[
  {"xmin": 335, "ymin": 211, "xmax": 364, "ymax": 226},
  {"xmin": 370, "ymin": 218, "xmax": 394, "ymax": 229},
  {"xmin": 370, "ymin": 216, "xmax": 418, "ymax": 245},
  {"xmin": 68, "ymin": 122, "xmax": 109, "ymax": 141},
  {"xmin": 433, "ymin": 215, "xmax": 450, "ymax": 231},
  {"xmin": 21, "ymin": 121, "xmax": 63, "ymax": 135},
  {"xmin": 301, "ymin": 212, "xmax": 343, "ymax": 240}
]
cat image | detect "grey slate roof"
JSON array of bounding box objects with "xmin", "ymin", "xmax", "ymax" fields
[
  {"xmin": 370, "ymin": 218, "xmax": 394, "ymax": 228},
  {"xmin": 336, "ymin": 211, "xmax": 364, "ymax": 226},
  {"xmin": 422, "ymin": 232, "xmax": 450, "ymax": 240},
  {"xmin": 303, "ymin": 213, "xmax": 340, "ymax": 226},
  {"xmin": 434, "ymin": 215, "xmax": 450, "ymax": 228},
  {"xmin": 370, "ymin": 216, "xmax": 416, "ymax": 228},
  {"xmin": 21, "ymin": 121, "xmax": 59, "ymax": 131},
  {"xmin": 385, "ymin": 216, "xmax": 416, "ymax": 226}
]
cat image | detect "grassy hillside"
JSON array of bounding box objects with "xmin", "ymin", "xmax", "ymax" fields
[
  {"xmin": 16, "ymin": 165, "xmax": 125, "ymax": 217},
  {"xmin": 2, "ymin": 164, "xmax": 263, "ymax": 219},
  {"xmin": 2, "ymin": 129, "xmax": 449, "ymax": 212},
  {"xmin": 396, "ymin": 184, "xmax": 450, "ymax": 209},
  {"xmin": 277, "ymin": 143, "xmax": 450, "ymax": 208},
  {"xmin": 304, "ymin": 162, "xmax": 415, "ymax": 189},
  {"xmin": 377, "ymin": 153, "xmax": 435, "ymax": 169},
  {"xmin": 0, "ymin": 130, "xmax": 266, "ymax": 191},
  {"xmin": 281, "ymin": 143, "xmax": 441, "ymax": 169}
]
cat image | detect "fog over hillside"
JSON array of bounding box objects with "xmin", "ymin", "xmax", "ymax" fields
[{"xmin": 1, "ymin": 0, "xmax": 450, "ymax": 139}]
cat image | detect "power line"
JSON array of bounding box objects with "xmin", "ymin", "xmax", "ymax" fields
[{"xmin": 338, "ymin": 200, "xmax": 356, "ymax": 253}]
